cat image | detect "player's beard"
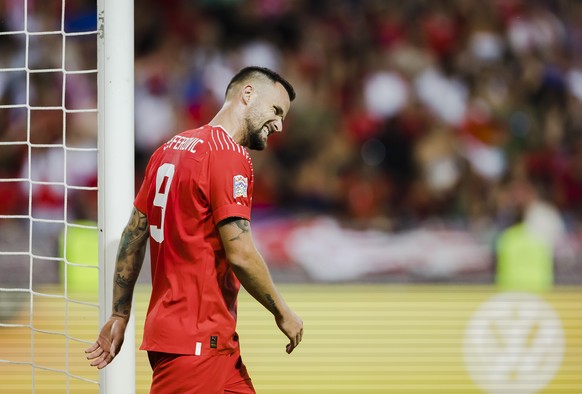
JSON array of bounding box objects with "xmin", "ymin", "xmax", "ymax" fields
[{"xmin": 244, "ymin": 118, "xmax": 267, "ymax": 151}]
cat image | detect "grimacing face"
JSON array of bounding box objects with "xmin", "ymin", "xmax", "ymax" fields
[{"xmin": 244, "ymin": 81, "xmax": 290, "ymax": 150}]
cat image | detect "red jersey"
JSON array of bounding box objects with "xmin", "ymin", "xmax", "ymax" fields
[{"xmin": 134, "ymin": 125, "xmax": 254, "ymax": 355}]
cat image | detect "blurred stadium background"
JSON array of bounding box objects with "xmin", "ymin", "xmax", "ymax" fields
[{"xmin": 1, "ymin": 0, "xmax": 581, "ymax": 393}]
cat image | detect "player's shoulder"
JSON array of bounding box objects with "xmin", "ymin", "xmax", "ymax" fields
[{"xmin": 206, "ymin": 126, "xmax": 252, "ymax": 162}]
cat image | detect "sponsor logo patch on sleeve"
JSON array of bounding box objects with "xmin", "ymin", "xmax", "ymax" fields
[{"xmin": 233, "ymin": 175, "xmax": 248, "ymax": 198}]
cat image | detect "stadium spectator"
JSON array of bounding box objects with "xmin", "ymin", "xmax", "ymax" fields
[{"xmin": 2, "ymin": 0, "xmax": 581, "ymax": 281}]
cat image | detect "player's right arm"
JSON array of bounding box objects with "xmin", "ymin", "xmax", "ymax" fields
[
  {"xmin": 85, "ymin": 207, "xmax": 149, "ymax": 368},
  {"xmin": 218, "ymin": 217, "xmax": 304, "ymax": 354}
]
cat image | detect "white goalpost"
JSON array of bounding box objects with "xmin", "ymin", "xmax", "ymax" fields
[
  {"xmin": 0, "ymin": 0, "xmax": 135, "ymax": 392},
  {"xmin": 97, "ymin": 0, "xmax": 135, "ymax": 393},
  {"xmin": 97, "ymin": 0, "xmax": 137, "ymax": 391}
]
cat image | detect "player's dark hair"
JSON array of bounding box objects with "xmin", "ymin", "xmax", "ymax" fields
[{"xmin": 226, "ymin": 66, "xmax": 296, "ymax": 101}]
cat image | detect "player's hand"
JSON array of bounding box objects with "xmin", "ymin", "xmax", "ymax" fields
[
  {"xmin": 276, "ymin": 309, "xmax": 303, "ymax": 354},
  {"xmin": 85, "ymin": 315, "xmax": 128, "ymax": 369}
]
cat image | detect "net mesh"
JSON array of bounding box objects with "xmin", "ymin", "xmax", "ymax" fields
[{"xmin": 0, "ymin": 1, "xmax": 100, "ymax": 391}]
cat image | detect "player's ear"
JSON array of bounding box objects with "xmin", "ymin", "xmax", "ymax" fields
[{"xmin": 241, "ymin": 84, "xmax": 253, "ymax": 105}]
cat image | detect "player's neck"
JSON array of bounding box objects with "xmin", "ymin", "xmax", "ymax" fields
[{"xmin": 208, "ymin": 108, "xmax": 244, "ymax": 145}]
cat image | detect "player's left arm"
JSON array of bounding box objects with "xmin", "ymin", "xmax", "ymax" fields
[
  {"xmin": 218, "ymin": 217, "xmax": 304, "ymax": 354},
  {"xmin": 85, "ymin": 207, "xmax": 149, "ymax": 368}
]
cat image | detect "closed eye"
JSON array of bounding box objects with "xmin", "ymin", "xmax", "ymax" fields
[{"xmin": 274, "ymin": 105, "xmax": 285, "ymax": 121}]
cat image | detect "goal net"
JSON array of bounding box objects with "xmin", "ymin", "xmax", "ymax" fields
[{"xmin": 0, "ymin": 1, "xmax": 134, "ymax": 393}]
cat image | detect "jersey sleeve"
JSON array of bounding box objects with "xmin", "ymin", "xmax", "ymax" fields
[
  {"xmin": 134, "ymin": 173, "xmax": 150, "ymax": 215},
  {"xmin": 208, "ymin": 148, "xmax": 253, "ymax": 224},
  {"xmin": 134, "ymin": 148, "xmax": 159, "ymax": 214}
]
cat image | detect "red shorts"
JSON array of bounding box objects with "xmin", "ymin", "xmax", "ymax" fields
[{"xmin": 147, "ymin": 348, "xmax": 255, "ymax": 394}]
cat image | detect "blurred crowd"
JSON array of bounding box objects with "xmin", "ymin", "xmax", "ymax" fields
[
  {"xmin": 130, "ymin": 0, "xmax": 582, "ymax": 241},
  {"xmin": 1, "ymin": 0, "xmax": 582, "ymax": 275}
]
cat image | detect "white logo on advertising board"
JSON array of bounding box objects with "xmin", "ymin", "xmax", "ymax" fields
[{"xmin": 464, "ymin": 292, "xmax": 564, "ymax": 394}]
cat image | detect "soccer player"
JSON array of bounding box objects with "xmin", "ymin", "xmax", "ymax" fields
[{"xmin": 85, "ymin": 66, "xmax": 304, "ymax": 393}]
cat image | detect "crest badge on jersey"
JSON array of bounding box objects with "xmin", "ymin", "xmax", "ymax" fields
[{"xmin": 233, "ymin": 175, "xmax": 248, "ymax": 198}]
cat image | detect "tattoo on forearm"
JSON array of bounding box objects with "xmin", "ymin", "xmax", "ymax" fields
[
  {"xmin": 112, "ymin": 208, "xmax": 149, "ymax": 318},
  {"xmin": 118, "ymin": 209, "xmax": 149, "ymax": 260},
  {"xmin": 113, "ymin": 292, "xmax": 131, "ymax": 315},
  {"xmin": 228, "ymin": 219, "xmax": 250, "ymax": 241},
  {"xmin": 265, "ymin": 294, "xmax": 277, "ymax": 313},
  {"xmin": 114, "ymin": 273, "xmax": 131, "ymax": 289}
]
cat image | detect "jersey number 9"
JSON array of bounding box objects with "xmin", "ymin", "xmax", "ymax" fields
[{"xmin": 150, "ymin": 163, "xmax": 175, "ymax": 243}]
